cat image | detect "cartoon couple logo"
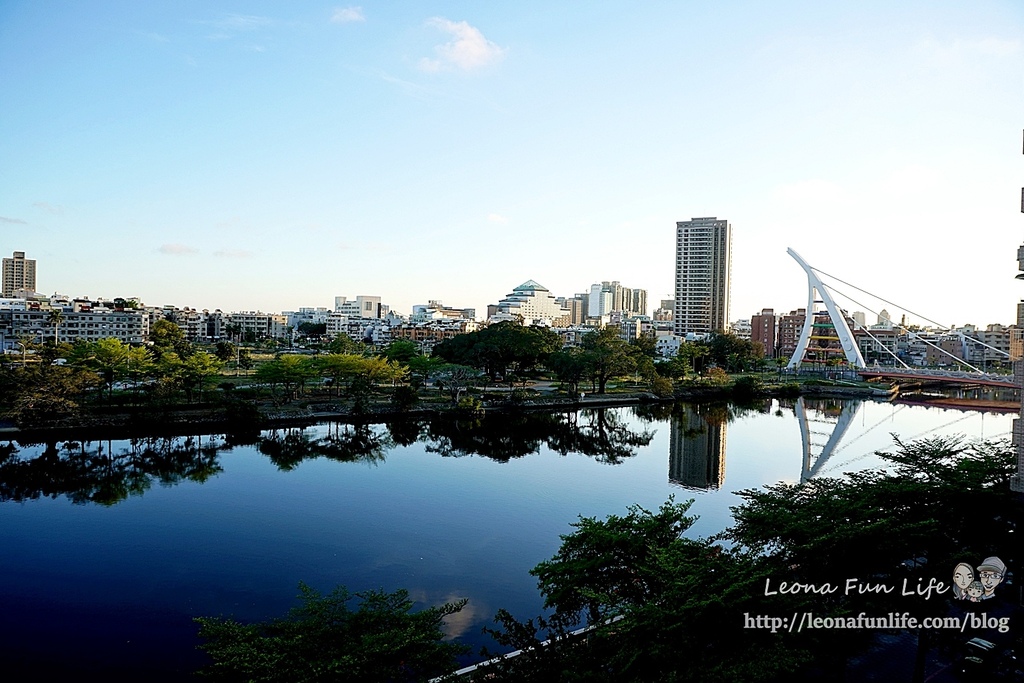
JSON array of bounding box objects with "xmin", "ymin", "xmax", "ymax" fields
[{"xmin": 952, "ymin": 557, "xmax": 1006, "ymax": 602}]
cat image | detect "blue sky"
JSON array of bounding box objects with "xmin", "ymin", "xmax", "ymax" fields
[{"xmin": 1, "ymin": 1, "xmax": 1022, "ymax": 327}]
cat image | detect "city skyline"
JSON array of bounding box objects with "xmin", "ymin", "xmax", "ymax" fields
[{"xmin": 2, "ymin": 2, "xmax": 1023, "ymax": 325}]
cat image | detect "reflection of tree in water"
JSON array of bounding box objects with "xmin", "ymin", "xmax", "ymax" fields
[
  {"xmin": 423, "ymin": 413, "xmax": 554, "ymax": 461},
  {"xmin": 546, "ymin": 409, "xmax": 654, "ymax": 465},
  {"xmin": 386, "ymin": 419, "xmax": 422, "ymax": 447},
  {"xmin": 0, "ymin": 435, "xmax": 225, "ymax": 506},
  {"xmin": 634, "ymin": 401, "xmax": 763, "ymax": 429},
  {"xmin": 422, "ymin": 409, "xmax": 653, "ymax": 464},
  {"xmin": 257, "ymin": 423, "xmax": 391, "ymax": 471}
]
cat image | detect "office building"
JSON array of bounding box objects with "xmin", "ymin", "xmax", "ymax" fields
[
  {"xmin": 2, "ymin": 251, "xmax": 36, "ymax": 297},
  {"xmin": 674, "ymin": 217, "xmax": 731, "ymax": 335}
]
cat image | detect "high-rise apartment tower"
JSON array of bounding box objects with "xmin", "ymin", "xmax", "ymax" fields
[
  {"xmin": 674, "ymin": 217, "xmax": 731, "ymax": 335},
  {"xmin": 2, "ymin": 251, "xmax": 36, "ymax": 297}
]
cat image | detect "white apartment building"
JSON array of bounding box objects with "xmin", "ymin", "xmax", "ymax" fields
[
  {"xmin": 285, "ymin": 307, "xmax": 331, "ymax": 329},
  {"xmin": 410, "ymin": 301, "xmax": 476, "ymax": 322},
  {"xmin": 0, "ymin": 305, "xmax": 148, "ymax": 347},
  {"xmin": 227, "ymin": 311, "xmax": 288, "ymax": 341},
  {"xmin": 335, "ymin": 295, "xmax": 388, "ymax": 320}
]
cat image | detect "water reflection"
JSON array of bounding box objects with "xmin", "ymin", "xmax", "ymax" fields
[
  {"xmin": 668, "ymin": 405, "xmax": 727, "ymax": 490},
  {"xmin": 795, "ymin": 398, "xmax": 861, "ymax": 482},
  {"xmin": 423, "ymin": 409, "xmax": 654, "ymax": 464},
  {"xmin": 257, "ymin": 423, "xmax": 390, "ymax": 470},
  {"xmin": 0, "ymin": 435, "xmax": 224, "ymax": 505},
  {"xmin": 0, "ymin": 409, "xmax": 658, "ymax": 506}
]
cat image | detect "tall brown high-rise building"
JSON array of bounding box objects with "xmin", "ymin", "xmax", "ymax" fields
[{"xmin": 2, "ymin": 251, "xmax": 36, "ymax": 297}]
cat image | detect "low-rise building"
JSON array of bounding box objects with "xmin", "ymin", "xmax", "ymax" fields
[{"xmin": 227, "ymin": 311, "xmax": 289, "ymax": 341}]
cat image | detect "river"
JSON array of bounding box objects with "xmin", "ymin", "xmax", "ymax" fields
[{"xmin": 0, "ymin": 397, "xmax": 1011, "ymax": 679}]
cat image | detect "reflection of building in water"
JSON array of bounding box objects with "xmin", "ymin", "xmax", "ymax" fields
[{"xmin": 669, "ymin": 406, "xmax": 727, "ymax": 490}]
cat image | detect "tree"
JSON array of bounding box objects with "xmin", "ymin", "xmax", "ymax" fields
[
  {"xmin": 151, "ymin": 319, "xmax": 192, "ymax": 358},
  {"xmin": 237, "ymin": 348, "xmax": 253, "ymax": 374},
  {"xmin": 4, "ymin": 364, "xmax": 99, "ymax": 427},
  {"xmin": 406, "ymin": 354, "xmax": 442, "ymax": 389},
  {"xmin": 433, "ymin": 363, "xmax": 483, "ymax": 404},
  {"xmin": 223, "ymin": 322, "xmax": 241, "ymax": 343},
  {"xmin": 297, "ymin": 321, "xmax": 327, "ymax": 338},
  {"xmin": 580, "ymin": 328, "xmax": 634, "ymax": 394},
  {"xmin": 214, "ymin": 341, "xmax": 236, "ymax": 363},
  {"xmin": 172, "ymin": 351, "xmax": 223, "ymax": 402},
  {"xmin": 325, "ymin": 334, "xmax": 363, "ymax": 355},
  {"xmin": 255, "ymin": 355, "xmax": 316, "ymax": 401},
  {"xmin": 433, "ymin": 321, "xmax": 561, "ymax": 387},
  {"xmin": 47, "ymin": 308, "xmax": 64, "ymax": 345},
  {"xmin": 547, "ymin": 347, "xmax": 591, "ymax": 396},
  {"xmin": 703, "ymin": 333, "xmax": 764, "ymax": 373},
  {"xmin": 474, "ymin": 437, "xmax": 1023, "ymax": 682},
  {"xmin": 675, "ymin": 341, "xmax": 709, "ymax": 379},
  {"xmin": 383, "ymin": 339, "xmax": 420, "ymax": 364},
  {"xmin": 195, "ymin": 583, "xmax": 468, "ymax": 683},
  {"xmin": 68, "ymin": 338, "xmax": 150, "ymax": 399},
  {"xmin": 477, "ymin": 500, "xmax": 807, "ymax": 682}
]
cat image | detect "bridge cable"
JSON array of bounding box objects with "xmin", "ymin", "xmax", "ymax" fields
[
  {"xmin": 812, "ymin": 267, "xmax": 1010, "ymax": 361},
  {"xmin": 810, "ymin": 266, "xmax": 953, "ymax": 331},
  {"xmin": 820, "ymin": 280, "xmax": 989, "ymax": 373}
]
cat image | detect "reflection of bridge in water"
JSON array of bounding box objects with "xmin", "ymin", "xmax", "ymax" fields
[
  {"xmin": 665, "ymin": 398, "xmax": 1009, "ymax": 490},
  {"xmin": 795, "ymin": 397, "xmax": 1009, "ymax": 482}
]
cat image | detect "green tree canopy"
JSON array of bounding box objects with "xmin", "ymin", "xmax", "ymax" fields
[
  {"xmin": 433, "ymin": 321, "xmax": 561, "ymax": 386},
  {"xmin": 150, "ymin": 319, "xmax": 193, "ymax": 358},
  {"xmin": 196, "ymin": 583, "xmax": 468, "ymax": 683},
  {"xmin": 580, "ymin": 328, "xmax": 634, "ymax": 394}
]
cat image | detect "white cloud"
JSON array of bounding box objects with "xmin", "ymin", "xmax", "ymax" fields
[
  {"xmin": 33, "ymin": 201, "xmax": 64, "ymax": 215},
  {"xmin": 158, "ymin": 243, "xmax": 199, "ymax": 256},
  {"xmin": 331, "ymin": 7, "xmax": 365, "ymax": 24},
  {"xmin": 0, "ymin": 216, "xmax": 27, "ymax": 224},
  {"xmin": 419, "ymin": 18, "xmax": 505, "ymax": 72},
  {"xmin": 487, "ymin": 213, "xmax": 509, "ymax": 224}
]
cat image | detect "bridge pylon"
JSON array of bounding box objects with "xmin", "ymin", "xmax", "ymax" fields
[{"xmin": 786, "ymin": 248, "xmax": 866, "ymax": 370}]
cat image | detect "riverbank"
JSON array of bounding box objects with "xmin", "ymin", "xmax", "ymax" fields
[{"xmin": 0, "ymin": 378, "xmax": 898, "ymax": 443}]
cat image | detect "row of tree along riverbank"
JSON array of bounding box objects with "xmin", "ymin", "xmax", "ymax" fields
[
  {"xmin": 0, "ymin": 376, "xmax": 894, "ymax": 443},
  {"xmin": 2, "ymin": 319, "xmax": 896, "ymax": 438}
]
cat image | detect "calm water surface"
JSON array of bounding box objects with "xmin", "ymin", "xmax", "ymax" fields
[{"xmin": 0, "ymin": 398, "xmax": 1011, "ymax": 679}]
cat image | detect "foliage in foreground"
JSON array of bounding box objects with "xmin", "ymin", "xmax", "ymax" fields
[
  {"xmin": 195, "ymin": 584, "xmax": 468, "ymax": 683},
  {"xmin": 465, "ymin": 436, "xmax": 1021, "ymax": 682}
]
